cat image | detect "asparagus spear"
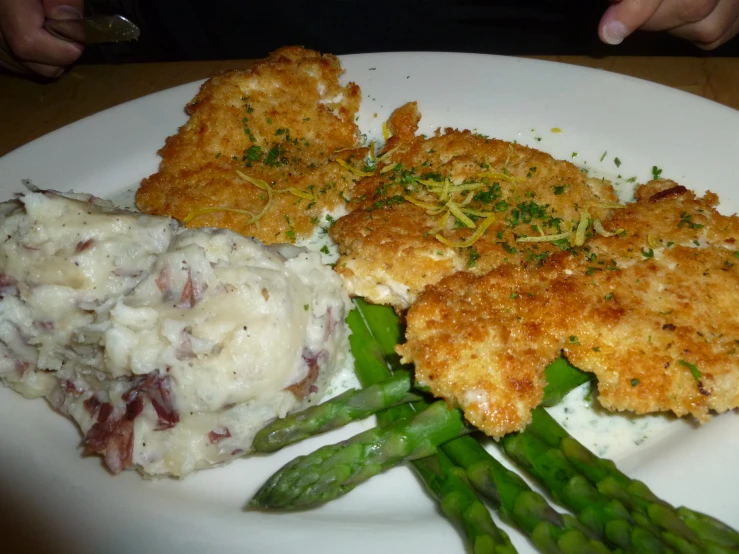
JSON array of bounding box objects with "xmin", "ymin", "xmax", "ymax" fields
[
  {"xmin": 501, "ymin": 428, "xmax": 669, "ymax": 553},
  {"xmin": 252, "ymin": 303, "xmax": 517, "ymax": 553},
  {"xmin": 526, "ymin": 408, "xmax": 739, "ymax": 553},
  {"xmin": 254, "ymin": 299, "xmax": 600, "ymax": 551},
  {"xmin": 413, "ymin": 448, "xmax": 518, "ymax": 554},
  {"xmin": 355, "ymin": 299, "xmax": 614, "ymax": 554},
  {"xmin": 443, "ymin": 435, "xmax": 612, "ymax": 554},
  {"xmin": 252, "ymin": 299, "xmax": 739, "ymax": 553},
  {"xmin": 361, "ymin": 296, "xmax": 738, "ymax": 552},
  {"xmin": 250, "ymin": 399, "xmax": 466, "ymax": 509},
  {"xmin": 252, "ymin": 370, "xmax": 420, "ymax": 453},
  {"xmin": 350, "ymin": 301, "xmax": 518, "ymax": 554}
]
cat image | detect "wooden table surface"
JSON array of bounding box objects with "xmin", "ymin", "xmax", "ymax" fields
[{"xmin": 1, "ymin": 55, "xmax": 738, "ymax": 158}]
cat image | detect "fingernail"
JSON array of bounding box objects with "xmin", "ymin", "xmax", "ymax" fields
[
  {"xmin": 602, "ymin": 20, "xmax": 629, "ymax": 45},
  {"xmin": 51, "ymin": 5, "xmax": 83, "ymax": 20}
]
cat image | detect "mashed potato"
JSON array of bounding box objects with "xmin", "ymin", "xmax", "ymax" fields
[{"xmin": 0, "ymin": 191, "xmax": 351, "ymax": 477}]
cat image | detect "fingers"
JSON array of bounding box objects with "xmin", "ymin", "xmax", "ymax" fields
[
  {"xmin": 637, "ymin": 0, "xmax": 721, "ymax": 31},
  {"xmin": 0, "ymin": 0, "xmax": 84, "ymax": 77},
  {"xmin": 599, "ymin": 0, "xmax": 739, "ymax": 49},
  {"xmin": 669, "ymin": 0, "xmax": 739, "ymax": 48},
  {"xmin": 599, "ymin": 0, "xmax": 664, "ymax": 44},
  {"xmin": 42, "ymin": 0, "xmax": 85, "ymax": 19}
]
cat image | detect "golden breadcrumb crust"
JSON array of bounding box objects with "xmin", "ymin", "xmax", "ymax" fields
[
  {"xmin": 330, "ymin": 102, "xmax": 618, "ymax": 309},
  {"xmin": 398, "ymin": 180, "xmax": 739, "ymax": 437},
  {"xmin": 137, "ymin": 46, "xmax": 364, "ymax": 243}
]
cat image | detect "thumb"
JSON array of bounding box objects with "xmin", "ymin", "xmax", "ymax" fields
[
  {"xmin": 599, "ymin": 0, "xmax": 663, "ymax": 45},
  {"xmin": 42, "ymin": 0, "xmax": 84, "ymax": 20}
]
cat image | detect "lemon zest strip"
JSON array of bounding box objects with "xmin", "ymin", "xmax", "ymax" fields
[
  {"xmin": 234, "ymin": 170, "xmax": 274, "ymax": 223},
  {"xmin": 573, "ymin": 209, "xmax": 590, "ymax": 246},
  {"xmin": 591, "ymin": 202, "xmax": 626, "ymax": 210},
  {"xmin": 593, "ymin": 219, "xmax": 624, "ymax": 238},
  {"xmin": 382, "ymin": 122, "xmax": 391, "ymax": 141},
  {"xmin": 460, "ymin": 207, "xmax": 495, "ymax": 218},
  {"xmin": 516, "ymin": 232, "xmax": 571, "ymax": 243},
  {"xmin": 277, "ymin": 187, "xmax": 314, "ymax": 200},
  {"xmin": 183, "ymin": 207, "xmax": 257, "ymax": 224},
  {"xmin": 377, "ymin": 145, "xmax": 400, "ymax": 162},
  {"xmin": 435, "ymin": 215, "xmax": 496, "ymax": 248},
  {"xmin": 334, "ymin": 158, "xmax": 375, "ymax": 177},
  {"xmin": 403, "ymin": 195, "xmax": 439, "ymax": 211},
  {"xmin": 447, "ymin": 202, "xmax": 476, "ymax": 229},
  {"xmin": 479, "ymin": 171, "xmax": 524, "ymax": 184}
]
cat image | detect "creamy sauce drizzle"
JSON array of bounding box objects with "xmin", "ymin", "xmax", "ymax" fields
[{"xmin": 548, "ymin": 382, "xmax": 675, "ymax": 459}]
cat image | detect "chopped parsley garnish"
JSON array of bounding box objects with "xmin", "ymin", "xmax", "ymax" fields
[
  {"xmin": 631, "ymin": 378, "xmax": 640, "ymax": 387},
  {"xmin": 467, "ymin": 247, "xmax": 481, "ymax": 268},
  {"xmin": 552, "ymin": 185, "xmax": 568, "ymax": 195},
  {"xmin": 320, "ymin": 245, "xmax": 330, "ymax": 254},
  {"xmin": 245, "ymin": 145, "xmax": 263, "ymax": 164},
  {"xmin": 641, "ymin": 247, "xmax": 654, "ymax": 259},
  {"xmin": 569, "ymin": 335, "xmax": 581, "ymax": 345},
  {"xmin": 604, "ymin": 293, "xmax": 613, "ymax": 300},
  {"xmin": 652, "ymin": 166, "xmax": 663, "ymax": 179},
  {"xmin": 501, "ymin": 243, "xmax": 517, "ymax": 255},
  {"xmin": 494, "ymin": 200, "xmax": 509, "ymax": 212},
  {"xmin": 614, "ymin": 157, "xmax": 622, "ymax": 168},
  {"xmin": 678, "ymin": 211, "xmax": 704, "ymax": 230},
  {"xmin": 473, "ymin": 182, "xmax": 502, "ymax": 204},
  {"xmin": 600, "ymin": 151, "xmax": 607, "ymax": 162},
  {"xmin": 264, "ymin": 144, "xmax": 288, "ymax": 166},
  {"xmin": 679, "ymin": 359, "xmax": 702, "ymax": 381},
  {"xmin": 368, "ymin": 195, "xmax": 405, "ymax": 212}
]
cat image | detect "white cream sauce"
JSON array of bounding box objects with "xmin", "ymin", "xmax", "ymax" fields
[{"xmin": 547, "ymin": 381, "xmax": 675, "ymax": 459}]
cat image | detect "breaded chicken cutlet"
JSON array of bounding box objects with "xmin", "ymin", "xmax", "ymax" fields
[
  {"xmin": 137, "ymin": 46, "xmax": 365, "ymax": 243},
  {"xmin": 397, "ymin": 180, "xmax": 739, "ymax": 438},
  {"xmin": 330, "ymin": 102, "xmax": 619, "ymax": 310}
]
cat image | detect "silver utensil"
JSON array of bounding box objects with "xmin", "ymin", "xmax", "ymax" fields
[{"xmin": 44, "ymin": 14, "xmax": 140, "ymax": 44}]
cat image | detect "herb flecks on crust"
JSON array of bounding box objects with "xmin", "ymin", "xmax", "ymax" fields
[
  {"xmin": 137, "ymin": 46, "xmax": 365, "ymax": 243},
  {"xmin": 330, "ymin": 102, "xmax": 620, "ymax": 309}
]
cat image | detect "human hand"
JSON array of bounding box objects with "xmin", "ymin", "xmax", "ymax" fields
[
  {"xmin": 600, "ymin": 0, "xmax": 739, "ymax": 49},
  {"xmin": 0, "ymin": 0, "xmax": 85, "ymax": 78}
]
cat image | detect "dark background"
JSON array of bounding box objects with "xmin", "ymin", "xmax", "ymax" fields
[{"xmin": 81, "ymin": 0, "xmax": 739, "ymax": 64}]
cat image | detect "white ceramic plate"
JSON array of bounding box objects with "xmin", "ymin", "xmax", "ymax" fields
[{"xmin": 1, "ymin": 52, "xmax": 738, "ymax": 554}]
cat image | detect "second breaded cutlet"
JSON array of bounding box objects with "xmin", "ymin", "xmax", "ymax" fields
[
  {"xmin": 137, "ymin": 46, "xmax": 365, "ymax": 244},
  {"xmin": 398, "ymin": 180, "xmax": 739, "ymax": 438},
  {"xmin": 330, "ymin": 102, "xmax": 619, "ymax": 310}
]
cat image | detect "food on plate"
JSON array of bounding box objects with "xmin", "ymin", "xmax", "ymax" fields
[
  {"xmin": 136, "ymin": 46, "xmax": 365, "ymax": 243},
  {"xmin": 0, "ymin": 190, "xmax": 350, "ymax": 477},
  {"xmin": 254, "ymin": 301, "xmax": 739, "ymax": 554},
  {"xmin": 330, "ymin": 102, "xmax": 619, "ymax": 309},
  {"xmin": 6, "ymin": 44, "xmax": 738, "ymax": 554},
  {"xmin": 397, "ymin": 180, "xmax": 739, "ymax": 437}
]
